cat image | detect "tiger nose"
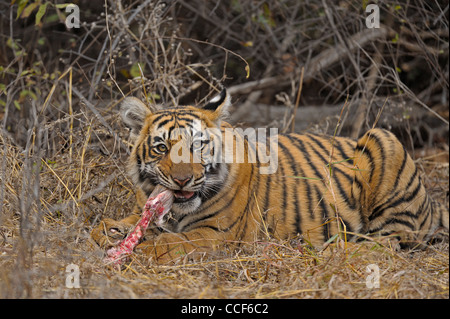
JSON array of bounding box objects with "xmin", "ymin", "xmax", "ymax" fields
[{"xmin": 173, "ymin": 176, "xmax": 192, "ymax": 187}]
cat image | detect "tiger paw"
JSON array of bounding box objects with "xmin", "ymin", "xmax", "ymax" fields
[
  {"xmin": 136, "ymin": 240, "xmax": 163, "ymax": 259},
  {"xmin": 91, "ymin": 218, "xmax": 134, "ymax": 248},
  {"xmin": 135, "ymin": 239, "xmax": 178, "ymax": 264}
]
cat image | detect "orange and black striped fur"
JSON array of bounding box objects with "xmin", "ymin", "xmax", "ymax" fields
[{"xmin": 91, "ymin": 90, "xmax": 449, "ymax": 262}]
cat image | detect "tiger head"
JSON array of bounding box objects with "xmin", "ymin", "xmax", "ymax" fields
[{"xmin": 120, "ymin": 90, "xmax": 231, "ymax": 215}]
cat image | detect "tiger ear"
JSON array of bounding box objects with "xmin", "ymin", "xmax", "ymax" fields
[
  {"xmin": 120, "ymin": 97, "xmax": 152, "ymax": 138},
  {"xmin": 203, "ymin": 89, "xmax": 231, "ymax": 121}
]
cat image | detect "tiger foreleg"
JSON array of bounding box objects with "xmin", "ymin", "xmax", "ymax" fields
[{"xmin": 135, "ymin": 229, "xmax": 224, "ymax": 263}]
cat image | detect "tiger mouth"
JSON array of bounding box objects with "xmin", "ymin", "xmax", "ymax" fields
[{"xmin": 173, "ymin": 190, "xmax": 198, "ymax": 203}]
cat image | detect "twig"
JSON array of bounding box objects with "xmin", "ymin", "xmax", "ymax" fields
[
  {"xmin": 290, "ymin": 67, "xmax": 305, "ymax": 133},
  {"xmin": 78, "ymin": 121, "xmax": 92, "ymax": 200},
  {"xmin": 68, "ymin": 68, "xmax": 73, "ymax": 161}
]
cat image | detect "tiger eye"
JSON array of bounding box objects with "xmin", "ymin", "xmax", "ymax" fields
[
  {"xmin": 155, "ymin": 144, "xmax": 167, "ymax": 153},
  {"xmin": 192, "ymin": 140, "xmax": 202, "ymax": 150}
]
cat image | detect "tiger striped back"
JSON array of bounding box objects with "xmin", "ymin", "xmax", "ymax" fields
[{"xmin": 353, "ymin": 129, "xmax": 448, "ymax": 244}]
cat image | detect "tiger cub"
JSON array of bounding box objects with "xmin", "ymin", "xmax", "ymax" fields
[{"xmin": 91, "ymin": 90, "xmax": 449, "ymax": 262}]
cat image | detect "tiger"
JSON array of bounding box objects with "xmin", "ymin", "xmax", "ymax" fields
[{"xmin": 91, "ymin": 89, "xmax": 449, "ymax": 263}]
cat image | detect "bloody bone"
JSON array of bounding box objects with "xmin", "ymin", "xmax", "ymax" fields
[{"xmin": 104, "ymin": 185, "xmax": 174, "ymax": 266}]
